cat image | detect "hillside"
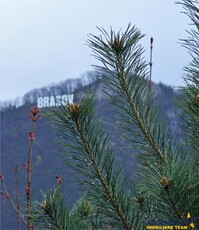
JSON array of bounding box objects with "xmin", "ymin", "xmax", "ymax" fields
[{"xmin": 0, "ymin": 73, "xmax": 183, "ymax": 229}]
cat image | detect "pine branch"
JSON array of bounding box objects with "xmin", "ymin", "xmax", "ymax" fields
[
  {"xmin": 48, "ymin": 95, "xmax": 144, "ymax": 229},
  {"xmin": 32, "ymin": 1, "xmax": 199, "ymax": 228},
  {"xmin": 33, "ymin": 187, "xmax": 69, "ymax": 229},
  {"xmin": 87, "ymin": 24, "xmax": 168, "ymax": 164},
  {"xmin": 76, "ymin": 117, "xmax": 131, "ymax": 230},
  {"xmin": 87, "ymin": 23, "xmax": 198, "ymax": 223},
  {"xmin": 33, "ymin": 187, "xmax": 101, "ymax": 229},
  {"xmin": 175, "ymin": 1, "xmax": 199, "ymax": 223},
  {"xmin": 177, "ymin": 0, "xmax": 199, "ymax": 166}
]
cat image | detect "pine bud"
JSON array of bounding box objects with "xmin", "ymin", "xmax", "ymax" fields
[
  {"xmin": 41, "ymin": 200, "xmax": 50, "ymax": 210},
  {"xmin": 109, "ymin": 34, "xmax": 125, "ymax": 55},
  {"xmin": 150, "ymin": 37, "xmax": 153, "ymax": 45},
  {"xmin": 84, "ymin": 201, "xmax": 92, "ymax": 212},
  {"xmin": 69, "ymin": 103, "xmax": 80, "ymax": 116},
  {"xmin": 146, "ymin": 151, "xmax": 150, "ymax": 156},
  {"xmin": 187, "ymin": 184, "xmax": 193, "ymax": 191},
  {"xmin": 160, "ymin": 176, "xmax": 170, "ymax": 188}
]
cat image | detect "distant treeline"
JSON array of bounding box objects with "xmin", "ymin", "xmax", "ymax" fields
[{"xmin": 0, "ymin": 71, "xmax": 99, "ymax": 111}]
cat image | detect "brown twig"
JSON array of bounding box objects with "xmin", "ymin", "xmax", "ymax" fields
[
  {"xmin": 27, "ymin": 124, "xmax": 34, "ymax": 230},
  {"xmin": 15, "ymin": 164, "xmax": 21, "ymax": 230},
  {"xmin": 26, "ymin": 106, "xmax": 40, "ymax": 230},
  {"xmin": 0, "ymin": 174, "xmax": 27, "ymax": 226}
]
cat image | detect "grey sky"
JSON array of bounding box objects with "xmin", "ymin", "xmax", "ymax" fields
[{"xmin": 0, "ymin": 0, "xmax": 191, "ymax": 101}]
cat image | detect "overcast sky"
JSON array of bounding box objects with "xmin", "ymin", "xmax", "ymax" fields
[{"xmin": 0, "ymin": 0, "xmax": 191, "ymax": 101}]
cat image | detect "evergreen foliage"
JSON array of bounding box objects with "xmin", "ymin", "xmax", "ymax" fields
[
  {"xmin": 177, "ymin": 0, "xmax": 199, "ymax": 166},
  {"xmin": 46, "ymin": 94, "xmax": 144, "ymax": 229},
  {"xmin": 33, "ymin": 187, "xmax": 97, "ymax": 229},
  {"xmin": 32, "ymin": 1, "xmax": 198, "ymax": 229}
]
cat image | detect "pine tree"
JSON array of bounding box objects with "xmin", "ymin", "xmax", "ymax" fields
[{"xmin": 33, "ymin": 0, "xmax": 199, "ymax": 229}]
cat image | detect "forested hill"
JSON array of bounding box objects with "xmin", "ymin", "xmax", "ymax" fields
[
  {"xmin": 0, "ymin": 71, "xmax": 99, "ymax": 111},
  {"xmin": 1, "ymin": 72, "xmax": 183, "ymax": 229}
]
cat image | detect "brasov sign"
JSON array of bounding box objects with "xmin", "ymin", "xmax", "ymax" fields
[{"xmin": 37, "ymin": 94, "xmax": 74, "ymax": 108}]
